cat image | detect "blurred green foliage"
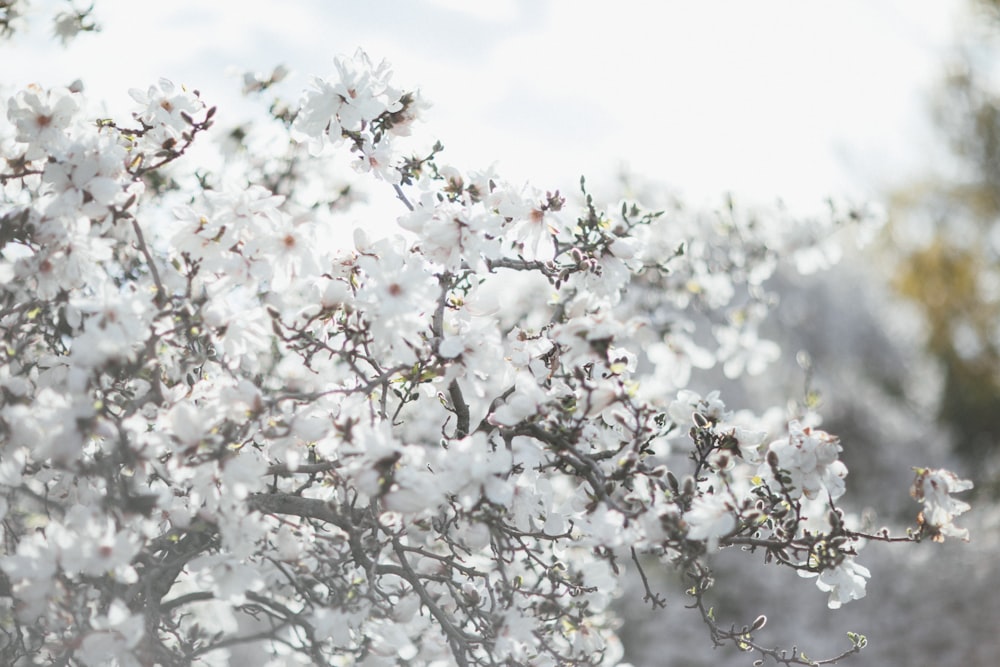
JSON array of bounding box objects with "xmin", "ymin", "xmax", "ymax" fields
[{"xmin": 889, "ymin": 0, "xmax": 1000, "ymax": 471}]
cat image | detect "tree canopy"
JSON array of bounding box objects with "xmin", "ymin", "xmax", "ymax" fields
[{"xmin": 0, "ymin": 5, "xmax": 979, "ymax": 666}]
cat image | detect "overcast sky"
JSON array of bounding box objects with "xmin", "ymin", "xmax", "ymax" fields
[{"xmin": 0, "ymin": 0, "xmax": 965, "ymax": 209}]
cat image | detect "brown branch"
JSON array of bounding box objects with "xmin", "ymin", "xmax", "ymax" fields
[
  {"xmin": 130, "ymin": 217, "xmax": 166, "ymax": 307},
  {"xmin": 247, "ymin": 492, "xmax": 356, "ymax": 533},
  {"xmin": 265, "ymin": 461, "xmax": 341, "ymax": 476},
  {"xmin": 449, "ymin": 379, "xmax": 471, "ymax": 439},
  {"xmin": 630, "ymin": 546, "xmax": 666, "ymax": 609}
]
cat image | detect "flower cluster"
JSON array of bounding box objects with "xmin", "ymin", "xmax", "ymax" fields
[
  {"xmin": 911, "ymin": 467, "xmax": 974, "ymax": 542},
  {"xmin": 0, "ymin": 43, "xmax": 975, "ymax": 667},
  {"xmin": 761, "ymin": 420, "xmax": 848, "ymax": 501},
  {"xmin": 292, "ymin": 48, "xmax": 428, "ymax": 181}
]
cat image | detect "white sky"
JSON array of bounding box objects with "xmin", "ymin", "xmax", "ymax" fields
[{"xmin": 0, "ymin": 0, "xmax": 964, "ymax": 209}]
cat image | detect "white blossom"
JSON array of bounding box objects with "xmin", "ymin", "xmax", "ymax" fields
[
  {"xmin": 0, "ymin": 36, "xmax": 974, "ymax": 667},
  {"xmin": 684, "ymin": 492, "xmax": 736, "ymax": 549},
  {"xmin": 760, "ymin": 420, "xmax": 848, "ymax": 500},
  {"xmin": 799, "ymin": 557, "xmax": 872, "ymax": 610},
  {"xmin": 911, "ymin": 467, "xmax": 974, "ymax": 542}
]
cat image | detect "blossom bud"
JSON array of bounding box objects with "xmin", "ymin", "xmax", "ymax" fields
[
  {"xmin": 666, "ymin": 470, "xmax": 679, "ymax": 492},
  {"xmin": 617, "ymin": 451, "xmax": 637, "ymax": 468},
  {"xmin": 766, "ymin": 449, "xmax": 780, "ymax": 469},
  {"xmin": 682, "ymin": 475, "xmax": 695, "ymax": 496},
  {"xmin": 710, "ymin": 451, "xmax": 732, "ymax": 471},
  {"xmin": 751, "ymin": 615, "xmax": 767, "ymax": 631}
]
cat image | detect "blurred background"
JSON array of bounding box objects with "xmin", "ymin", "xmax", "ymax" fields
[{"xmin": 2, "ymin": 1, "xmax": 998, "ymax": 664}]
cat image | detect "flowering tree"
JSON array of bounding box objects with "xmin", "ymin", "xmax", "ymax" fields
[{"xmin": 0, "ymin": 16, "xmax": 976, "ymax": 667}]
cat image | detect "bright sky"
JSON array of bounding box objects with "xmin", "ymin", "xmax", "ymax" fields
[{"xmin": 0, "ymin": 0, "xmax": 964, "ymax": 209}]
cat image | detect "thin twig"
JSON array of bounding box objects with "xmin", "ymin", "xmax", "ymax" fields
[
  {"xmin": 393, "ymin": 182, "xmax": 414, "ymax": 211},
  {"xmin": 131, "ymin": 218, "xmax": 166, "ymax": 307},
  {"xmin": 631, "ymin": 546, "xmax": 666, "ymax": 608}
]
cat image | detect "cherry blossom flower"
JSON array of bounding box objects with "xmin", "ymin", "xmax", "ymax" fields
[
  {"xmin": 799, "ymin": 557, "xmax": 872, "ymax": 609},
  {"xmin": 354, "ymin": 134, "xmax": 400, "ymax": 182},
  {"xmin": 0, "ymin": 531, "xmax": 59, "ymax": 619},
  {"xmin": 41, "ymin": 133, "xmax": 133, "ymax": 220},
  {"xmin": 356, "ymin": 238, "xmax": 437, "ymax": 322},
  {"xmin": 714, "ymin": 322, "xmax": 781, "ymax": 378},
  {"xmin": 646, "ymin": 328, "xmax": 716, "ymax": 389},
  {"xmin": 7, "ymin": 84, "xmax": 78, "ymax": 158},
  {"xmin": 911, "ymin": 467, "xmax": 974, "ymax": 542},
  {"xmin": 668, "ymin": 389, "xmax": 729, "ymax": 429},
  {"xmin": 2, "ymin": 387, "xmax": 89, "ymax": 463},
  {"xmin": 292, "ymin": 48, "xmax": 410, "ymax": 157},
  {"xmin": 187, "ymin": 554, "xmax": 267, "ymax": 606},
  {"xmin": 70, "ymin": 279, "xmax": 153, "ymax": 367},
  {"xmin": 77, "ymin": 600, "xmax": 144, "ymax": 667},
  {"xmin": 799, "ymin": 559, "xmax": 871, "ymax": 609},
  {"xmin": 729, "ymin": 424, "xmax": 768, "ymax": 463},
  {"xmin": 760, "ymin": 420, "xmax": 848, "ymax": 500},
  {"xmin": 684, "ymin": 492, "xmax": 736, "ymax": 549},
  {"xmin": 128, "ymin": 78, "xmax": 205, "ymax": 148}
]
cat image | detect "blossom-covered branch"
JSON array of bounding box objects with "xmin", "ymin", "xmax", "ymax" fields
[{"xmin": 0, "ymin": 43, "xmax": 973, "ymax": 667}]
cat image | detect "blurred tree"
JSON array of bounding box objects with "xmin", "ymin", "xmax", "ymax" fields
[{"xmin": 889, "ymin": 0, "xmax": 1000, "ymax": 477}]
